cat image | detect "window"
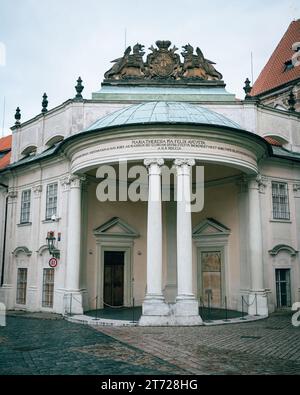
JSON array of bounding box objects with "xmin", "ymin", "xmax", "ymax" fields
[
  {"xmin": 42, "ymin": 268, "xmax": 55, "ymax": 308},
  {"xmin": 21, "ymin": 145, "xmax": 37, "ymax": 157},
  {"xmin": 284, "ymin": 59, "xmax": 294, "ymax": 72},
  {"xmin": 45, "ymin": 135, "xmax": 64, "ymax": 148},
  {"xmin": 272, "ymin": 182, "xmax": 290, "ymax": 220},
  {"xmin": 16, "ymin": 268, "xmax": 27, "ymax": 305},
  {"xmin": 46, "ymin": 183, "xmax": 58, "ymax": 220},
  {"xmin": 20, "ymin": 189, "xmax": 31, "ymax": 223}
]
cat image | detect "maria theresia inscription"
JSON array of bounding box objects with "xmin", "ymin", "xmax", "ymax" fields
[
  {"xmin": 131, "ymin": 139, "xmax": 206, "ymax": 150},
  {"xmin": 75, "ymin": 138, "xmax": 254, "ymax": 160}
]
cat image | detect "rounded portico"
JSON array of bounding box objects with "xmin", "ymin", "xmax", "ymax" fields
[
  {"xmin": 2, "ymin": 38, "xmax": 300, "ymax": 325},
  {"xmin": 59, "ymin": 101, "xmax": 271, "ymax": 324}
]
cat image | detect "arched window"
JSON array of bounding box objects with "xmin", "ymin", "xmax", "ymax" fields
[
  {"xmin": 45, "ymin": 135, "xmax": 64, "ymax": 148},
  {"xmin": 21, "ymin": 145, "xmax": 37, "ymax": 158}
]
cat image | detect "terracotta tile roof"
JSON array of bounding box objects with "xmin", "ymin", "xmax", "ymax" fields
[
  {"xmin": 264, "ymin": 136, "xmax": 283, "ymax": 146},
  {"xmin": 0, "ymin": 151, "xmax": 11, "ymax": 169},
  {"xmin": 0, "ymin": 134, "xmax": 12, "ymax": 152},
  {"xmin": 0, "ymin": 134, "xmax": 12, "ymax": 170},
  {"xmin": 251, "ymin": 20, "xmax": 300, "ymax": 96}
]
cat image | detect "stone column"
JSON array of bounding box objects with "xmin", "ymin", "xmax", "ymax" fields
[
  {"xmin": 139, "ymin": 159, "xmax": 169, "ymax": 326},
  {"xmin": 247, "ymin": 175, "xmax": 268, "ymax": 316},
  {"xmin": 174, "ymin": 159, "xmax": 202, "ymax": 325},
  {"xmin": 1, "ymin": 188, "xmax": 18, "ymax": 309},
  {"xmin": 64, "ymin": 174, "xmax": 85, "ymax": 314}
]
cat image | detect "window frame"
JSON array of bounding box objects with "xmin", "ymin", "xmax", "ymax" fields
[
  {"xmin": 45, "ymin": 182, "xmax": 58, "ymax": 220},
  {"xmin": 20, "ymin": 189, "xmax": 31, "ymax": 224},
  {"xmin": 42, "ymin": 268, "xmax": 55, "ymax": 308},
  {"xmin": 271, "ymin": 181, "xmax": 290, "ymax": 221},
  {"xmin": 16, "ymin": 268, "xmax": 28, "ymax": 305}
]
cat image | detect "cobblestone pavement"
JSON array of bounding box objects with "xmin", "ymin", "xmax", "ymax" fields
[
  {"xmin": 1, "ymin": 311, "xmax": 300, "ymax": 375},
  {"xmin": 95, "ymin": 311, "xmax": 300, "ymax": 375},
  {"xmin": 0, "ymin": 316, "xmax": 186, "ymax": 375}
]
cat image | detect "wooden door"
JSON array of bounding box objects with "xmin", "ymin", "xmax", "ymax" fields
[{"xmin": 104, "ymin": 251, "xmax": 125, "ymax": 307}]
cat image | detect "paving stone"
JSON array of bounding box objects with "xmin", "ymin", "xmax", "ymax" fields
[
  {"xmin": 0, "ymin": 316, "xmax": 186, "ymax": 375},
  {"xmin": 95, "ymin": 311, "xmax": 300, "ymax": 375},
  {"xmin": 1, "ymin": 311, "xmax": 300, "ymax": 375}
]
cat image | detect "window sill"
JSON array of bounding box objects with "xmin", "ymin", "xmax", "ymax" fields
[
  {"xmin": 17, "ymin": 222, "xmax": 32, "ymax": 227},
  {"xmin": 42, "ymin": 218, "xmax": 60, "ymax": 224},
  {"xmin": 270, "ymin": 219, "xmax": 292, "ymax": 224}
]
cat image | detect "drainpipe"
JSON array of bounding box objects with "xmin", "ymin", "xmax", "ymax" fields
[{"xmin": 0, "ymin": 183, "xmax": 8, "ymax": 287}]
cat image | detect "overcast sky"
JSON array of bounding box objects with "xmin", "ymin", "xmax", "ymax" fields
[{"xmin": 0, "ymin": 0, "xmax": 299, "ymax": 136}]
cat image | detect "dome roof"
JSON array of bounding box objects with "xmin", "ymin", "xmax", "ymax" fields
[{"xmin": 85, "ymin": 101, "xmax": 242, "ymax": 132}]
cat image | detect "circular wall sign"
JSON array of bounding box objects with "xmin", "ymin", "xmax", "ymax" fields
[{"xmin": 49, "ymin": 257, "xmax": 58, "ymax": 268}]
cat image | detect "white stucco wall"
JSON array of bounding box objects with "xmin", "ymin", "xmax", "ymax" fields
[{"xmin": 10, "ymin": 97, "xmax": 300, "ymax": 164}]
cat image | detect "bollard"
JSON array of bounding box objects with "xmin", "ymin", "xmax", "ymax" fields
[
  {"xmin": 93, "ymin": 296, "xmax": 98, "ymax": 320},
  {"xmin": 70, "ymin": 293, "xmax": 73, "ymax": 316},
  {"xmin": 241, "ymin": 296, "xmax": 246, "ymax": 320},
  {"xmin": 224, "ymin": 296, "xmax": 229, "ymax": 321},
  {"xmin": 132, "ymin": 297, "xmax": 135, "ymax": 323},
  {"xmin": 207, "ymin": 292, "xmax": 211, "ymax": 321},
  {"xmin": 255, "ymin": 293, "xmax": 258, "ymax": 316},
  {"xmin": 199, "ymin": 297, "xmax": 202, "ymax": 317}
]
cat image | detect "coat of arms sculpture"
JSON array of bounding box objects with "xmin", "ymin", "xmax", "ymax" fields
[{"xmin": 104, "ymin": 40, "xmax": 223, "ymax": 82}]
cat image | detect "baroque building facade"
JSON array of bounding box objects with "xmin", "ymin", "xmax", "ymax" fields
[{"xmin": 0, "ymin": 33, "xmax": 300, "ymax": 325}]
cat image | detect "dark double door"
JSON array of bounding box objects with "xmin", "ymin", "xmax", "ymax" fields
[
  {"xmin": 276, "ymin": 269, "xmax": 291, "ymax": 308},
  {"xmin": 104, "ymin": 251, "xmax": 125, "ymax": 307}
]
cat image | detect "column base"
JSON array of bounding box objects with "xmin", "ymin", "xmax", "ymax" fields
[
  {"xmin": 139, "ymin": 295, "xmax": 170, "ymax": 326},
  {"xmin": 0, "ymin": 284, "xmax": 14, "ymax": 310},
  {"xmin": 247, "ymin": 291, "xmax": 269, "ymax": 317},
  {"xmin": 174, "ymin": 297, "xmax": 203, "ymax": 325},
  {"xmin": 63, "ymin": 290, "xmax": 84, "ymax": 315}
]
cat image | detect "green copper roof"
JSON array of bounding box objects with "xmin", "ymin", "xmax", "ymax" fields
[{"xmin": 85, "ymin": 101, "xmax": 242, "ymax": 132}]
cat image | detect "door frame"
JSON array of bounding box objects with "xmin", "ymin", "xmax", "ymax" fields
[
  {"xmin": 94, "ymin": 217, "xmax": 139, "ymax": 309},
  {"xmin": 96, "ymin": 241, "xmax": 133, "ymax": 309},
  {"xmin": 103, "ymin": 248, "xmax": 127, "ymax": 307},
  {"xmin": 197, "ymin": 246, "xmax": 226, "ymax": 307},
  {"xmin": 193, "ymin": 218, "xmax": 230, "ymax": 306},
  {"xmin": 275, "ymin": 268, "xmax": 292, "ymax": 309},
  {"xmin": 269, "ymin": 245, "xmax": 297, "ymax": 311}
]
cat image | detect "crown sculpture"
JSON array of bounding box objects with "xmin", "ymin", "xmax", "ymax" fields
[{"xmin": 104, "ymin": 40, "xmax": 223, "ymax": 82}]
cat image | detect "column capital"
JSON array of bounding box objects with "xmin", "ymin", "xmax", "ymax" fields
[
  {"xmin": 144, "ymin": 158, "xmax": 164, "ymax": 167},
  {"xmin": 293, "ymin": 183, "xmax": 300, "ymax": 191},
  {"xmin": 33, "ymin": 184, "xmax": 43, "ymax": 197},
  {"xmin": 144, "ymin": 159, "xmax": 164, "ymax": 175},
  {"xmin": 61, "ymin": 174, "xmax": 86, "ymax": 190},
  {"xmin": 247, "ymin": 173, "xmax": 267, "ymax": 192},
  {"xmin": 173, "ymin": 158, "xmax": 195, "ymax": 168},
  {"xmin": 7, "ymin": 188, "xmax": 18, "ymax": 200}
]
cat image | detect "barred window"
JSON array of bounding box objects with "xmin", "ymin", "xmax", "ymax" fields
[
  {"xmin": 16, "ymin": 268, "xmax": 27, "ymax": 305},
  {"xmin": 46, "ymin": 183, "xmax": 58, "ymax": 220},
  {"xmin": 42, "ymin": 268, "xmax": 55, "ymax": 308},
  {"xmin": 20, "ymin": 189, "xmax": 31, "ymax": 223},
  {"xmin": 272, "ymin": 182, "xmax": 290, "ymax": 220}
]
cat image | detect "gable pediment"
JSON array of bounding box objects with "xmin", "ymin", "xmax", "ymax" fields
[
  {"xmin": 93, "ymin": 217, "xmax": 139, "ymax": 239},
  {"xmin": 193, "ymin": 218, "xmax": 230, "ymax": 239}
]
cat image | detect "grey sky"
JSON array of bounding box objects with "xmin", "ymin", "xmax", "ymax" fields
[{"xmin": 0, "ymin": 0, "xmax": 299, "ymax": 136}]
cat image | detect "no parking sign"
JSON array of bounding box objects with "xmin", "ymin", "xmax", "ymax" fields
[{"xmin": 49, "ymin": 257, "xmax": 58, "ymax": 268}]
